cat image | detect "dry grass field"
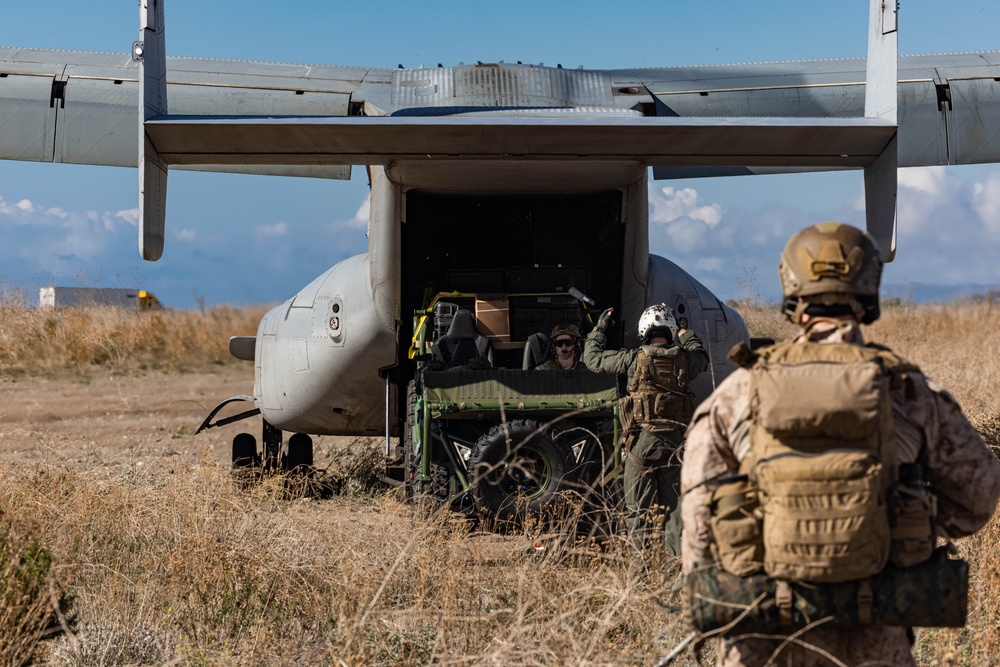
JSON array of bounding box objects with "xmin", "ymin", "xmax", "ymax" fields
[{"xmin": 0, "ymin": 299, "xmax": 997, "ymax": 666}]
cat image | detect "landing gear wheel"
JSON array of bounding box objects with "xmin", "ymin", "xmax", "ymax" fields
[
  {"xmin": 283, "ymin": 433, "xmax": 314, "ymax": 472},
  {"xmin": 469, "ymin": 419, "xmax": 577, "ymax": 525},
  {"xmin": 232, "ymin": 433, "xmax": 260, "ymax": 468}
]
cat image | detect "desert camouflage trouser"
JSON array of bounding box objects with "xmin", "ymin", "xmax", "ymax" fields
[{"xmin": 624, "ymin": 428, "xmax": 683, "ymax": 555}]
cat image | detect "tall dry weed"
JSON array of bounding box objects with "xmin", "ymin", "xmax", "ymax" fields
[
  {"xmin": 0, "ymin": 517, "xmax": 75, "ymax": 666},
  {"xmin": 0, "ymin": 456, "xmax": 698, "ymax": 666},
  {"xmin": 0, "ymin": 302, "xmax": 997, "ymax": 664},
  {"xmin": 0, "ymin": 304, "xmax": 267, "ymax": 376}
]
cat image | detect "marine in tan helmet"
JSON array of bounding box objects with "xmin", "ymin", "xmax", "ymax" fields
[
  {"xmin": 535, "ymin": 322, "xmax": 585, "ymax": 370},
  {"xmin": 679, "ymin": 222, "xmax": 1000, "ymax": 667},
  {"xmin": 778, "ymin": 219, "xmax": 882, "ymax": 325}
]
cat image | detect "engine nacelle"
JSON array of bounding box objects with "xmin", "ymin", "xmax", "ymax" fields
[{"xmin": 254, "ymin": 252, "xmax": 397, "ymax": 435}]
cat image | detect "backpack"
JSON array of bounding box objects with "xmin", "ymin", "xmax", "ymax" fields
[
  {"xmin": 625, "ymin": 347, "xmax": 696, "ymax": 433},
  {"xmin": 699, "ymin": 340, "xmax": 964, "ymax": 630},
  {"xmin": 723, "ymin": 341, "xmax": 914, "ymax": 583}
]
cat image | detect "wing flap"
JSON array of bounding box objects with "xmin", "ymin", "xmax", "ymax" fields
[
  {"xmin": 0, "ymin": 47, "xmax": 358, "ymax": 178},
  {"xmin": 0, "ymin": 73, "xmax": 57, "ymax": 162},
  {"xmin": 949, "ymin": 78, "xmax": 1000, "ymax": 165},
  {"xmin": 144, "ymin": 115, "xmax": 896, "ymax": 168}
]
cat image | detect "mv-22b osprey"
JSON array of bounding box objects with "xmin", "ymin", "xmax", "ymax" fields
[{"xmin": 2, "ymin": 1, "xmax": 999, "ymax": 511}]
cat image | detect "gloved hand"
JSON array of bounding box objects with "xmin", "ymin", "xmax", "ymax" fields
[
  {"xmin": 596, "ymin": 307, "xmax": 615, "ymax": 333},
  {"xmin": 677, "ymin": 317, "xmax": 688, "ymax": 332}
]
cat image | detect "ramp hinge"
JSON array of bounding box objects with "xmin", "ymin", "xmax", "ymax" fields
[
  {"xmin": 935, "ymin": 83, "xmax": 952, "ymax": 112},
  {"xmin": 49, "ymin": 80, "xmax": 66, "ymax": 109}
]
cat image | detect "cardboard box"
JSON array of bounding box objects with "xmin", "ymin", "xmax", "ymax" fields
[{"xmin": 475, "ymin": 295, "xmax": 510, "ymax": 342}]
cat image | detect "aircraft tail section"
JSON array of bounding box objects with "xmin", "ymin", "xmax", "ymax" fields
[
  {"xmin": 137, "ymin": 0, "xmax": 168, "ymax": 261},
  {"xmin": 862, "ymin": 0, "xmax": 897, "ymax": 260}
]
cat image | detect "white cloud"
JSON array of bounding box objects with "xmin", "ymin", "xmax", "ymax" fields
[
  {"xmin": 691, "ymin": 206, "xmax": 723, "ymax": 227},
  {"xmin": 323, "ymin": 195, "xmax": 371, "ymax": 243},
  {"xmin": 177, "ymin": 228, "xmax": 197, "ymax": 241},
  {"xmin": 649, "ymin": 186, "xmax": 723, "ymax": 227},
  {"xmin": 16, "ymin": 199, "xmax": 34, "ymax": 213},
  {"xmin": 850, "ymin": 181, "xmax": 866, "ymax": 212},
  {"xmin": 0, "ymin": 196, "xmax": 33, "ymax": 217},
  {"xmin": 695, "ymin": 257, "xmax": 726, "ymax": 272},
  {"xmin": 650, "ymin": 186, "xmax": 724, "ymax": 226},
  {"xmin": 46, "ymin": 207, "xmax": 69, "ymax": 219},
  {"xmin": 350, "ymin": 198, "xmax": 370, "ymax": 229},
  {"xmin": 972, "ymin": 172, "xmax": 1000, "ymax": 236},
  {"xmin": 645, "ymin": 167, "xmax": 1000, "ymax": 303},
  {"xmin": 899, "ymin": 166, "xmax": 947, "ymax": 196},
  {"xmin": 648, "ymin": 186, "xmax": 727, "ymax": 254},
  {"xmin": 116, "ymin": 208, "xmax": 139, "ymax": 225},
  {"xmin": 664, "ymin": 218, "xmax": 709, "ymax": 253},
  {"xmin": 257, "ymin": 221, "xmax": 288, "ymax": 237},
  {"xmin": 894, "ymin": 166, "xmax": 967, "ymax": 238}
]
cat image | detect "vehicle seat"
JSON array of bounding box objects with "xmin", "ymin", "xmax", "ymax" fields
[
  {"xmin": 432, "ymin": 309, "xmax": 494, "ymax": 368},
  {"xmin": 522, "ymin": 332, "xmax": 553, "ymax": 370}
]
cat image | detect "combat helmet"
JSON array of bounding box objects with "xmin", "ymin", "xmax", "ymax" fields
[
  {"xmin": 778, "ymin": 221, "xmax": 882, "ymax": 324},
  {"xmin": 638, "ymin": 304, "xmax": 677, "ymax": 343},
  {"xmin": 550, "ymin": 322, "xmax": 581, "ymax": 341}
]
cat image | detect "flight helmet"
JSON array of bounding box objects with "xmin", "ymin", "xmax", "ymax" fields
[
  {"xmin": 778, "ymin": 221, "xmax": 882, "ymax": 324},
  {"xmin": 638, "ymin": 304, "xmax": 677, "ymax": 343}
]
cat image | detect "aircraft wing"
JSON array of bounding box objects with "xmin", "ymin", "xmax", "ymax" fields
[
  {"xmin": 0, "ymin": 46, "xmax": 368, "ymax": 179},
  {"xmin": 3, "ymin": 48, "xmax": 997, "ymax": 175},
  {"xmin": 641, "ymin": 51, "xmax": 1000, "ymax": 178}
]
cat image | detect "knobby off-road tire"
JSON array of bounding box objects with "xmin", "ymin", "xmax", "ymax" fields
[
  {"xmin": 414, "ymin": 462, "xmax": 451, "ymax": 500},
  {"xmin": 468, "ymin": 419, "xmax": 577, "ymax": 524},
  {"xmin": 403, "ymin": 380, "xmax": 418, "ymax": 500},
  {"xmin": 405, "ymin": 380, "xmax": 452, "ymax": 502},
  {"xmin": 403, "ymin": 380, "xmax": 420, "ymax": 502}
]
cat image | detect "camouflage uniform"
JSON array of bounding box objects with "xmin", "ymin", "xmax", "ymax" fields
[
  {"xmin": 681, "ymin": 321, "xmax": 1000, "ymax": 666},
  {"xmin": 585, "ymin": 328, "xmax": 709, "ymax": 553},
  {"xmin": 535, "ymin": 357, "xmax": 585, "ymax": 371}
]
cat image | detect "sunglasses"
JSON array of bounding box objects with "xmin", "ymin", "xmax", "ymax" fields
[{"xmin": 554, "ymin": 339, "xmax": 575, "ymax": 348}]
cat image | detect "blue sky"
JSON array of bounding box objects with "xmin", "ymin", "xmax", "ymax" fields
[{"xmin": 1, "ymin": 1, "xmax": 999, "ymax": 308}]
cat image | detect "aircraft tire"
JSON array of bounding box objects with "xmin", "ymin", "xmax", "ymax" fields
[
  {"xmin": 232, "ymin": 432, "xmax": 259, "ymax": 469},
  {"xmin": 284, "ymin": 433, "xmax": 314, "ymax": 472},
  {"xmin": 468, "ymin": 419, "xmax": 577, "ymax": 525}
]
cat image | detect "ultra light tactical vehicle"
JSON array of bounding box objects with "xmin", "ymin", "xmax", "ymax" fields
[{"xmin": 404, "ymin": 289, "xmax": 621, "ymax": 521}]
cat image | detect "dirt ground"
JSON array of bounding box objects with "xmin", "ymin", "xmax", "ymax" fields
[
  {"xmin": 0, "ymin": 368, "xmax": 280, "ymax": 471},
  {"xmin": 0, "ymin": 366, "xmax": 539, "ymax": 593}
]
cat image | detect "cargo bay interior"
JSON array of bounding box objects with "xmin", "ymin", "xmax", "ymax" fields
[{"xmin": 399, "ymin": 190, "xmax": 627, "ymax": 372}]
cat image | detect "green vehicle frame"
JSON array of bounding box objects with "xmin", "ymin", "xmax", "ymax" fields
[{"xmin": 404, "ymin": 292, "xmax": 624, "ymax": 523}]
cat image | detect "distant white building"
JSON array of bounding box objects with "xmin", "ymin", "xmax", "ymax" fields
[{"xmin": 39, "ymin": 287, "xmax": 162, "ymax": 310}]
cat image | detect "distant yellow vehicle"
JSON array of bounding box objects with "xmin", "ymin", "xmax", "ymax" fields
[{"xmin": 39, "ymin": 287, "xmax": 162, "ymax": 310}]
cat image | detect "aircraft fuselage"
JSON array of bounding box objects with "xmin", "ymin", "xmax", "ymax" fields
[{"xmin": 253, "ymin": 158, "xmax": 747, "ymax": 436}]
